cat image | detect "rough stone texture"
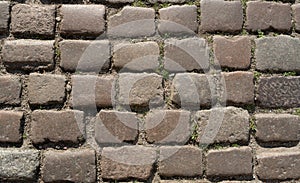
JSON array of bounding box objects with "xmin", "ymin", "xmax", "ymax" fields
[
  {"xmin": 222, "ymin": 72, "xmax": 254, "ymax": 105},
  {"xmin": 256, "ymin": 148, "xmax": 300, "ymax": 180},
  {"xmin": 108, "ymin": 6, "xmax": 155, "ymax": 38},
  {"xmin": 28, "ymin": 73, "xmax": 66, "ymax": 105},
  {"xmin": 95, "ymin": 110, "xmax": 139, "ymax": 145},
  {"xmin": 200, "ymin": 0, "xmax": 243, "ymax": 33},
  {"xmin": 42, "ymin": 149, "xmax": 96, "ymax": 183},
  {"xmin": 171, "ymin": 73, "xmax": 216, "ymax": 108},
  {"xmin": 196, "ymin": 107, "xmax": 250, "ymax": 144},
  {"xmin": 213, "ymin": 36, "xmax": 251, "ymax": 69},
  {"xmin": 60, "ymin": 5, "xmax": 105, "ymax": 36},
  {"xmin": 0, "ymin": 1, "xmax": 9, "ymax": 33},
  {"xmin": 160, "ymin": 181, "xmax": 209, "ymax": 183},
  {"xmin": 30, "ymin": 110, "xmax": 84, "ymax": 144},
  {"xmin": 60, "ymin": 40, "xmax": 110, "ymax": 73},
  {"xmin": 255, "ymin": 36, "xmax": 300, "ymax": 72},
  {"xmin": 11, "ymin": 4, "xmax": 55, "ymax": 36},
  {"xmin": 107, "ymin": 0, "xmax": 134, "ymax": 3},
  {"xmin": 118, "ymin": 73, "xmax": 164, "ymax": 109},
  {"xmin": 293, "ymin": 4, "xmax": 300, "ymax": 32},
  {"xmin": 145, "ymin": 110, "xmax": 191, "ymax": 144},
  {"xmin": 2, "ymin": 40, "xmax": 54, "ymax": 71},
  {"xmin": 101, "ymin": 146, "xmax": 157, "ymax": 180},
  {"xmin": 0, "ymin": 149, "xmax": 39, "ymax": 180},
  {"xmin": 246, "ymin": 1, "xmax": 292, "ymax": 32},
  {"xmin": 113, "ymin": 41, "xmax": 159, "ymax": 72},
  {"xmin": 71, "ymin": 75, "xmax": 116, "ymax": 108},
  {"xmin": 0, "ymin": 111, "xmax": 23, "ymax": 143},
  {"xmin": 206, "ymin": 147, "xmax": 252, "ymax": 177},
  {"xmin": 257, "ymin": 76, "xmax": 300, "ymax": 108},
  {"xmin": 159, "ymin": 146, "xmax": 203, "ymax": 177},
  {"xmin": 164, "ymin": 38, "xmax": 209, "ymax": 72},
  {"xmin": 158, "ymin": 5, "xmax": 198, "ymax": 36},
  {"xmin": 255, "ymin": 113, "xmax": 300, "ymax": 142},
  {"xmin": 0, "ymin": 76, "xmax": 21, "ymax": 105}
]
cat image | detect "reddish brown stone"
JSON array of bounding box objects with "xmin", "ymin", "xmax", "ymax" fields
[
  {"xmin": 0, "ymin": 75, "xmax": 21, "ymax": 105},
  {"xmin": 42, "ymin": 149, "xmax": 96, "ymax": 183},
  {"xmin": 0, "ymin": 111, "xmax": 23, "ymax": 143}
]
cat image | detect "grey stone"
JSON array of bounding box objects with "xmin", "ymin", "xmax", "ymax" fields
[
  {"xmin": 196, "ymin": 107, "xmax": 250, "ymax": 144},
  {"xmin": 0, "ymin": 111, "xmax": 23, "ymax": 143},
  {"xmin": 293, "ymin": 4, "xmax": 300, "ymax": 32},
  {"xmin": 255, "ymin": 36, "xmax": 300, "ymax": 72},
  {"xmin": 0, "ymin": 1, "xmax": 9, "ymax": 33},
  {"xmin": 108, "ymin": 6, "xmax": 155, "ymax": 38},
  {"xmin": 0, "ymin": 75, "xmax": 21, "ymax": 105},
  {"xmin": 0, "ymin": 148, "xmax": 39, "ymax": 180}
]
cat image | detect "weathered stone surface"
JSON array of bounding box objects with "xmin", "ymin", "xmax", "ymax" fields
[
  {"xmin": 222, "ymin": 72, "xmax": 254, "ymax": 105},
  {"xmin": 71, "ymin": 75, "xmax": 116, "ymax": 108},
  {"xmin": 257, "ymin": 76, "xmax": 300, "ymax": 108},
  {"xmin": 196, "ymin": 107, "xmax": 249, "ymax": 144},
  {"xmin": 255, "ymin": 36, "xmax": 300, "ymax": 72},
  {"xmin": 118, "ymin": 73, "xmax": 164, "ymax": 109},
  {"xmin": 160, "ymin": 181, "xmax": 209, "ymax": 183},
  {"xmin": 60, "ymin": 40, "xmax": 110, "ymax": 73},
  {"xmin": 108, "ymin": 6, "xmax": 155, "ymax": 38},
  {"xmin": 113, "ymin": 41, "xmax": 159, "ymax": 72},
  {"xmin": 159, "ymin": 146, "xmax": 203, "ymax": 177},
  {"xmin": 60, "ymin": 5, "xmax": 105, "ymax": 36},
  {"xmin": 145, "ymin": 110, "xmax": 191, "ymax": 144},
  {"xmin": 158, "ymin": 5, "xmax": 198, "ymax": 35},
  {"xmin": 107, "ymin": 0, "xmax": 134, "ymax": 3},
  {"xmin": 256, "ymin": 148, "xmax": 300, "ymax": 180},
  {"xmin": 2, "ymin": 40, "xmax": 54, "ymax": 71},
  {"xmin": 95, "ymin": 110, "xmax": 139, "ymax": 145},
  {"xmin": 0, "ymin": 1, "xmax": 9, "ymax": 33},
  {"xmin": 293, "ymin": 4, "xmax": 300, "ymax": 32},
  {"xmin": 206, "ymin": 147, "xmax": 252, "ymax": 177},
  {"xmin": 246, "ymin": 1, "xmax": 292, "ymax": 32},
  {"xmin": 164, "ymin": 38, "xmax": 209, "ymax": 72},
  {"xmin": 30, "ymin": 110, "xmax": 84, "ymax": 144},
  {"xmin": 200, "ymin": 0, "xmax": 243, "ymax": 33},
  {"xmin": 0, "ymin": 76, "xmax": 21, "ymax": 105},
  {"xmin": 0, "ymin": 111, "xmax": 23, "ymax": 143},
  {"xmin": 101, "ymin": 146, "xmax": 157, "ymax": 180},
  {"xmin": 11, "ymin": 4, "xmax": 55, "ymax": 36},
  {"xmin": 42, "ymin": 149, "xmax": 96, "ymax": 183},
  {"xmin": 0, "ymin": 149, "xmax": 39, "ymax": 180},
  {"xmin": 171, "ymin": 73, "xmax": 216, "ymax": 108},
  {"xmin": 255, "ymin": 114, "xmax": 300, "ymax": 142},
  {"xmin": 28, "ymin": 73, "xmax": 66, "ymax": 105},
  {"xmin": 213, "ymin": 36, "xmax": 251, "ymax": 69}
]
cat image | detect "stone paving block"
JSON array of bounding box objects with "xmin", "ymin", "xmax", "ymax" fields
[
  {"xmin": 108, "ymin": 6, "xmax": 155, "ymax": 38},
  {"xmin": 158, "ymin": 5, "xmax": 198, "ymax": 36},
  {"xmin": 200, "ymin": 0, "xmax": 243, "ymax": 33},
  {"xmin": 2, "ymin": 40, "xmax": 54, "ymax": 71},
  {"xmin": 206, "ymin": 147, "xmax": 252, "ymax": 177},
  {"xmin": 60, "ymin": 40, "xmax": 110, "ymax": 73},
  {"xmin": 113, "ymin": 41, "xmax": 159, "ymax": 72},
  {"xmin": 11, "ymin": 4, "xmax": 55, "ymax": 37},
  {"xmin": 101, "ymin": 146, "xmax": 157, "ymax": 180},
  {"xmin": 42, "ymin": 149, "xmax": 96, "ymax": 183},
  {"xmin": 71, "ymin": 75, "xmax": 116, "ymax": 109},
  {"xmin": 28, "ymin": 73, "xmax": 66, "ymax": 106},
  {"xmin": 0, "ymin": 1, "xmax": 9, "ymax": 33},
  {"xmin": 0, "ymin": 148, "xmax": 39, "ymax": 180},
  {"xmin": 0, "ymin": 75, "xmax": 21, "ymax": 105},
  {"xmin": 293, "ymin": 4, "xmax": 300, "ymax": 32},
  {"xmin": 246, "ymin": 1, "xmax": 292, "ymax": 32},
  {"xmin": 60, "ymin": 5, "xmax": 105, "ymax": 36},
  {"xmin": 0, "ymin": 111, "xmax": 23, "ymax": 143},
  {"xmin": 255, "ymin": 36, "xmax": 300, "ymax": 72},
  {"xmin": 95, "ymin": 110, "xmax": 139, "ymax": 145},
  {"xmin": 213, "ymin": 36, "xmax": 251, "ymax": 69},
  {"xmin": 256, "ymin": 148, "xmax": 300, "ymax": 180},
  {"xmin": 164, "ymin": 38, "xmax": 209, "ymax": 72},
  {"xmin": 196, "ymin": 107, "xmax": 249, "ymax": 144},
  {"xmin": 159, "ymin": 146, "xmax": 203, "ymax": 177},
  {"xmin": 257, "ymin": 76, "xmax": 300, "ymax": 108},
  {"xmin": 255, "ymin": 113, "xmax": 300, "ymax": 142},
  {"xmin": 30, "ymin": 110, "xmax": 84, "ymax": 145},
  {"xmin": 145, "ymin": 110, "xmax": 191, "ymax": 144}
]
